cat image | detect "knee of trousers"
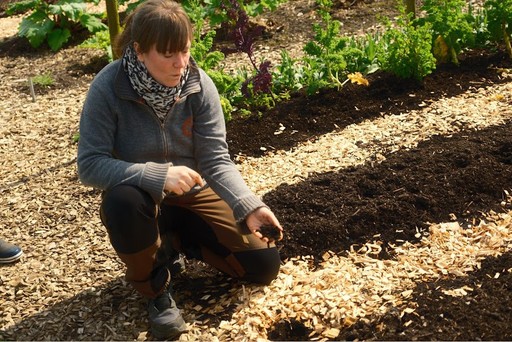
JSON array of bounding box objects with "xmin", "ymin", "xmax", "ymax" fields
[
  {"xmin": 100, "ymin": 185, "xmax": 159, "ymax": 254},
  {"xmin": 235, "ymin": 247, "xmax": 282, "ymax": 285}
]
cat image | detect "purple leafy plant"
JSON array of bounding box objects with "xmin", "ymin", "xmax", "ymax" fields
[{"xmin": 223, "ymin": 0, "xmax": 273, "ymax": 97}]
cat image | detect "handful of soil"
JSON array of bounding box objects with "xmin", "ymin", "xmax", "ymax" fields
[{"xmin": 259, "ymin": 224, "xmax": 282, "ymax": 242}]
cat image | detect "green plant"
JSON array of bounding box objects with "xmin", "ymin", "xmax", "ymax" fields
[
  {"xmin": 378, "ymin": 10, "xmax": 437, "ymax": 81},
  {"xmin": 338, "ymin": 33, "xmax": 381, "ymax": 74},
  {"xmin": 417, "ymin": 0, "xmax": 475, "ymax": 65},
  {"xmin": 271, "ymin": 50, "xmax": 305, "ymax": 94},
  {"xmin": 32, "ymin": 72, "xmax": 55, "ymax": 86},
  {"xmin": 273, "ymin": 0, "xmax": 380, "ymax": 96},
  {"xmin": 191, "ymin": 23, "xmax": 242, "ymax": 121},
  {"xmin": 79, "ymin": 29, "xmax": 113, "ymax": 61},
  {"xmin": 302, "ymin": 3, "xmax": 348, "ymax": 94},
  {"xmin": 181, "ymin": 0, "xmax": 286, "ymax": 28},
  {"xmin": 4, "ymin": 0, "xmax": 33, "ymax": 15},
  {"xmin": 470, "ymin": 6, "xmax": 492, "ymax": 48},
  {"xmin": 484, "ymin": 0, "xmax": 512, "ymax": 58},
  {"xmin": 72, "ymin": 132, "xmax": 80, "ymax": 143},
  {"xmin": 7, "ymin": 0, "xmax": 107, "ymax": 51},
  {"xmin": 206, "ymin": 69, "xmax": 242, "ymax": 122}
]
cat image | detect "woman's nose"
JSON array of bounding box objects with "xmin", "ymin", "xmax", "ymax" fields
[{"xmin": 173, "ymin": 53, "xmax": 187, "ymax": 68}]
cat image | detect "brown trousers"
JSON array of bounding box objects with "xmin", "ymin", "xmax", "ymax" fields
[{"xmin": 100, "ymin": 185, "xmax": 280, "ymax": 298}]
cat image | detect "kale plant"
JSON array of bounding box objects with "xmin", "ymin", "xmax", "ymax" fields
[
  {"xmin": 378, "ymin": 10, "xmax": 436, "ymax": 81},
  {"xmin": 224, "ymin": 0, "xmax": 275, "ymax": 108},
  {"xmin": 484, "ymin": 0, "xmax": 512, "ymax": 58},
  {"xmin": 417, "ymin": 0, "xmax": 475, "ymax": 65}
]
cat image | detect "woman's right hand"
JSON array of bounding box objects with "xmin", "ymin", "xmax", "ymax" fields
[{"xmin": 164, "ymin": 166, "xmax": 204, "ymax": 195}]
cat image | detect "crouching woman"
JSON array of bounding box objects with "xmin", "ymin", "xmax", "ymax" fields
[{"xmin": 77, "ymin": 0, "xmax": 283, "ymax": 339}]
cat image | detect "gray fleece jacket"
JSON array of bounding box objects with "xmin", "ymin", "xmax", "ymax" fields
[{"xmin": 77, "ymin": 59, "xmax": 265, "ymax": 222}]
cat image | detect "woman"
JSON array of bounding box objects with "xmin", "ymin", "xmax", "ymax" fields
[{"xmin": 77, "ymin": 0, "xmax": 283, "ymax": 339}]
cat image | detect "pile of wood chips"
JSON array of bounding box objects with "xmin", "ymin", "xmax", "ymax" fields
[{"xmin": 178, "ymin": 209, "xmax": 512, "ymax": 341}]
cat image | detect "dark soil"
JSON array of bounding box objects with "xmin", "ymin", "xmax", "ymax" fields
[
  {"xmin": 338, "ymin": 252, "xmax": 512, "ymax": 341},
  {"xmin": 227, "ymin": 48, "xmax": 512, "ymax": 262},
  {"xmin": 225, "ymin": 51, "xmax": 512, "ymax": 340},
  {"xmin": 227, "ymin": 50, "xmax": 512, "ymax": 159}
]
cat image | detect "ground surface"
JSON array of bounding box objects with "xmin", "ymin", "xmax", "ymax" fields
[{"xmin": 1, "ymin": 0, "xmax": 512, "ymax": 341}]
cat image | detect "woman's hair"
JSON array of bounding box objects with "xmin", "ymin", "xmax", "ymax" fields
[{"xmin": 115, "ymin": 0, "xmax": 193, "ymax": 58}]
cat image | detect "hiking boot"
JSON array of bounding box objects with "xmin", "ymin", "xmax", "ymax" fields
[
  {"xmin": 169, "ymin": 253, "xmax": 186, "ymax": 277},
  {"xmin": 0, "ymin": 239, "xmax": 23, "ymax": 264},
  {"xmin": 160, "ymin": 231, "xmax": 186, "ymax": 277},
  {"xmin": 148, "ymin": 286, "xmax": 187, "ymax": 340}
]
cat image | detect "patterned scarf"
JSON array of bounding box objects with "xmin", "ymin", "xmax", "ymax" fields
[{"xmin": 122, "ymin": 44, "xmax": 189, "ymax": 121}]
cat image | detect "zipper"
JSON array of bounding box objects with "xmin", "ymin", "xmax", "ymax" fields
[{"xmin": 142, "ymin": 102, "xmax": 171, "ymax": 162}]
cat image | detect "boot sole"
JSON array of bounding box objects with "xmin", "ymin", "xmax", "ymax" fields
[{"xmin": 0, "ymin": 250, "xmax": 23, "ymax": 263}]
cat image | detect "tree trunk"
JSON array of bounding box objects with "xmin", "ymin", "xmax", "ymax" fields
[
  {"xmin": 404, "ymin": 0, "xmax": 416, "ymax": 19},
  {"xmin": 105, "ymin": 0, "xmax": 121, "ymax": 60}
]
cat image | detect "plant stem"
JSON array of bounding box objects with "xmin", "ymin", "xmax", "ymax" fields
[{"xmin": 502, "ymin": 21, "xmax": 512, "ymax": 59}]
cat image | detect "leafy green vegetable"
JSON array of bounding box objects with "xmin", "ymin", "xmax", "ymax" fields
[
  {"xmin": 417, "ymin": 0, "xmax": 475, "ymax": 65},
  {"xmin": 485, "ymin": 0, "xmax": 512, "ymax": 58},
  {"xmin": 10, "ymin": 0, "xmax": 107, "ymax": 51},
  {"xmin": 379, "ymin": 12, "xmax": 436, "ymax": 80}
]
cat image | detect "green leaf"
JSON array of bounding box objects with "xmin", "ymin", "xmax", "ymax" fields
[
  {"xmin": 19, "ymin": 16, "xmax": 54, "ymax": 48},
  {"xmin": 80, "ymin": 14, "xmax": 108, "ymax": 33},
  {"xmin": 304, "ymin": 41, "xmax": 322, "ymax": 57},
  {"xmin": 21, "ymin": 10, "xmax": 51, "ymax": 27},
  {"xmin": 47, "ymin": 28, "xmax": 71, "ymax": 51},
  {"xmin": 6, "ymin": 0, "xmax": 38, "ymax": 15},
  {"xmin": 49, "ymin": 3, "xmax": 87, "ymax": 21}
]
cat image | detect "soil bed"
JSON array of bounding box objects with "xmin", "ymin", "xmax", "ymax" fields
[{"xmin": 227, "ymin": 50, "xmax": 512, "ymax": 158}]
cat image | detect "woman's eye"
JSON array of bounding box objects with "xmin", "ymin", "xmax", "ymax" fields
[{"xmin": 163, "ymin": 51, "xmax": 188, "ymax": 58}]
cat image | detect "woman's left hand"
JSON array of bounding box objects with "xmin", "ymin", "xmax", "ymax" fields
[{"xmin": 245, "ymin": 207, "xmax": 283, "ymax": 243}]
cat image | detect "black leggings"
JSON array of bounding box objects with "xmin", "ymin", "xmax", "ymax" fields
[{"xmin": 100, "ymin": 184, "xmax": 281, "ymax": 298}]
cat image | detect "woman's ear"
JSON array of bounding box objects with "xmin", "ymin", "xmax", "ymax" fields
[{"xmin": 133, "ymin": 42, "xmax": 144, "ymax": 62}]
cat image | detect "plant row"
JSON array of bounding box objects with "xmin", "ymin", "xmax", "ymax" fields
[{"xmin": 6, "ymin": 0, "xmax": 512, "ymax": 120}]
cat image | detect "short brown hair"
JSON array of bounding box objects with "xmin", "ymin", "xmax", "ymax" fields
[{"xmin": 115, "ymin": 0, "xmax": 193, "ymax": 58}]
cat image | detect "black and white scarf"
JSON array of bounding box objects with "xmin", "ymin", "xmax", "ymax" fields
[{"xmin": 122, "ymin": 44, "xmax": 189, "ymax": 121}]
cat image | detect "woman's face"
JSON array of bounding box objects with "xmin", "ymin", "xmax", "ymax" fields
[{"xmin": 135, "ymin": 41, "xmax": 191, "ymax": 87}]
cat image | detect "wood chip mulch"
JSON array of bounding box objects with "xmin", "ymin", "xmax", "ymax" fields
[{"xmin": 1, "ymin": 12, "xmax": 512, "ymax": 342}]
